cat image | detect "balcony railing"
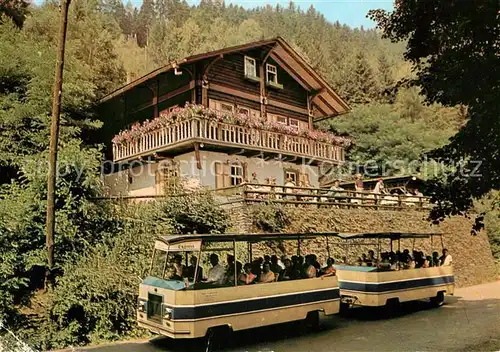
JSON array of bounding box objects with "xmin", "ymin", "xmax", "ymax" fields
[{"xmin": 113, "ymin": 118, "xmax": 344, "ymax": 163}]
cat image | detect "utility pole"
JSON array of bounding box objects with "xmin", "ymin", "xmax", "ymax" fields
[{"xmin": 46, "ymin": 0, "xmax": 71, "ymax": 277}]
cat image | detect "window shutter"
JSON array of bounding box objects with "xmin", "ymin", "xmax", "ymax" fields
[
  {"xmin": 209, "ymin": 99, "xmax": 217, "ymax": 110},
  {"xmin": 299, "ymin": 172, "xmax": 309, "ymax": 185},
  {"xmin": 214, "ymin": 162, "xmax": 223, "ymax": 189},
  {"xmin": 242, "ymin": 162, "xmax": 248, "ymax": 181},
  {"xmin": 299, "ymin": 120, "xmax": 309, "ymax": 131},
  {"xmin": 155, "ymin": 170, "xmax": 163, "ymax": 195},
  {"xmin": 223, "ymin": 162, "xmax": 231, "ymax": 187}
]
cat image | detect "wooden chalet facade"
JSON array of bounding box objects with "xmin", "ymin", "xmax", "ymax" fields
[{"xmin": 98, "ymin": 37, "xmax": 350, "ymax": 197}]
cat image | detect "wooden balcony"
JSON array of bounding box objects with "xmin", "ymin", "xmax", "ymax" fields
[{"xmin": 113, "ymin": 118, "xmax": 344, "ymax": 163}]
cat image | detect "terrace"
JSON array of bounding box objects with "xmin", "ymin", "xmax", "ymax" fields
[{"xmin": 112, "ymin": 104, "xmax": 348, "ymax": 164}]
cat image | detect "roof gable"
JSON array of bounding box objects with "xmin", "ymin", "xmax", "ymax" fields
[{"xmin": 100, "ymin": 37, "xmax": 350, "ymax": 121}]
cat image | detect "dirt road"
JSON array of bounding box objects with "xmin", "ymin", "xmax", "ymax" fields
[{"xmin": 80, "ymin": 281, "xmax": 500, "ymax": 352}]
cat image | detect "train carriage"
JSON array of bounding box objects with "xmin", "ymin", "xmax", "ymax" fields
[
  {"xmin": 334, "ymin": 232, "xmax": 454, "ymax": 310},
  {"xmin": 137, "ymin": 233, "xmax": 340, "ymax": 347}
]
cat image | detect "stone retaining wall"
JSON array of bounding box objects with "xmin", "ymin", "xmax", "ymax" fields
[{"xmin": 229, "ymin": 206, "xmax": 497, "ymax": 287}]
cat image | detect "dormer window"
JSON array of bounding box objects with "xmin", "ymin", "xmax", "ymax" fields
[
  {"xmin": 244, "ymin": 56, "xmax": 257, "ymax": 78},
  {"xmin": 266, "ymin": 64, "xmax": 278, "ymax": 84}
]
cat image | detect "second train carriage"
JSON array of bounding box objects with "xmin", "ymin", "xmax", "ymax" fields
[{"xmin": 334, "ymin": 232, "xmax": 454, "ymax": 309}]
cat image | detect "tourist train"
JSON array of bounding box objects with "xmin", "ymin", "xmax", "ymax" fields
[{"xmin": 137, "ymin": 231, "xmax": 454, "ymax": 350}]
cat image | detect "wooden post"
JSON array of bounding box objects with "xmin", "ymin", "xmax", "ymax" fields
[
  {"xmin": 191, "ymin": 65, "xmax": 197, "ymax": 103},
  {"xmin": 201, "ymin": 76, "xmax": 209, "ymax": 107},
  {"xmin": 307, "ymin": 93, "xmax": 313, "ymax": 130},
  {"xmin": 194, "ymin": 142, "xmax": 202, "ymax": 170},
  {"xmin": 154, "ymin": 78, "xmax": 159, "ymax": 118},
  {"xmin": 46, "ymin": 0, "xmax": 71, "ymax": 278},
  {"xmin": 259, "ymin": 64, "xmax": 267, "ymax": 119}
]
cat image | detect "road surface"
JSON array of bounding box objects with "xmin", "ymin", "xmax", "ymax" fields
[{"xmin": 78, "ymin": 281, "xmax": 500, "ymax": 352}]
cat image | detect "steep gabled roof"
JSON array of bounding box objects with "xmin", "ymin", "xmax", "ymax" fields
[{"xmin": 100, "ymin": 37, "xmax": 350, "ymax": 120}]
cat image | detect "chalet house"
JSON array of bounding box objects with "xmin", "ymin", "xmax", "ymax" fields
[{"xmin": 98, "ymin": 37, "xmax": 350, "ymax": 197}]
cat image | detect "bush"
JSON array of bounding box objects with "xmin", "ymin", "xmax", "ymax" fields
[
  {"xmin": 252, "ymin": 203, "xmax": 291, "ymax": 233},
  {"xmin": 19, "ymin": 189, "xmax": 231, "ymax": 350}
]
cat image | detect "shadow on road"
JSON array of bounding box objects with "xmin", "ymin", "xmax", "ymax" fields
[
  {"xmin": 146, "ymin": 298, "xmax": 460, "ymax": 351},
  {"xmin": 85, "ymin": 295, "xmax": 500, "ymax": 352},
  {"xmin": 340, "ymin": 296, "xmax": 460, "ymax": 321}
]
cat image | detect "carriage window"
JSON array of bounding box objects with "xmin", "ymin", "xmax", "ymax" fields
[
  {"xmin": 244, "ymin": 56, "xmax": 257, "ymax": 77},
  {"xmin": 150, "ymin": 249, "xmax": 168, "ymax": 279}
]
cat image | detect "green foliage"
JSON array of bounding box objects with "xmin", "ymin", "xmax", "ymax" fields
[
  {"xmin": 328, "ymin": 88, "xmax": 461, "ymax": 175},
  {"xmin": 0, "ymin": 140, "xmax": 119, "ymax": 326},
  {"xmin": 23, "ymin": 205, "xmax": 162, "ymax": 349},
  {"xmin": 17, "ymin": 189, "xmax": 229, "ymax": 350},
  {"xmin": 369, "ymin": 0, "xmax": 500, "ymax": 224},
  {"xmin": 156, "ymin": 187, "xmax": 231, "ymax": 234},
  {"xmin": 252, "ymin": 203, "xmax": 292, "ymax": 233},
  {"xmin": 474, "ymin": 192, "xmax": 500, "ymax": 266},
  {"xmin": 0, "ymin": 0, "xmax": 29, "ymax": 28}
]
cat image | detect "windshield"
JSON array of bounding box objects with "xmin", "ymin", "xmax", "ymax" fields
[{"xmin": 149, "ymin": 249, "xmax": 201, "ymax": 283}]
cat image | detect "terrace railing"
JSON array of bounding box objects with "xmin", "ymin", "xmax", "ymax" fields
[
  {"xmin": 113, "ymin": 118, "xmax": 344, "ymax": 163},
  {"xmin": 95, "ymin": 183, "xmax": 432, "ymax": 211},
  {"xmin": 241, "ymin": 183, "xmax": 432, "ymax": 210}
]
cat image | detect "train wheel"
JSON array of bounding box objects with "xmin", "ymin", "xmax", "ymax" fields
[
  {"xmin": 305, "ymin": 311, "xmax": 321, "ymax": 331},
  {"xmin": 384, "ymin": 298, "xmax": 400, "ymax": 316},
  {"xmin": 430, "ymin": 291, "xmax": 445, "ymax": 307},
  {"xmin": 339, "ymin": 302, "xmax": 350, "ymax": 316},
  {"xmin": 205, "ymin": 326, "xmax": 231, "ymax": 352}
]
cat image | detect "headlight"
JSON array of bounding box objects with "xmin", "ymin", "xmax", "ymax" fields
[
  {"xmin": 163, "ymin": 307, "xmax": 173, "ymax": 320},
  {"xmin": 138, "ymin": 299, "xmax": 146, "ymax": 312}
]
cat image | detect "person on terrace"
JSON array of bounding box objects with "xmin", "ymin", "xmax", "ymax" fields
[
  {"xmin": 355, "ymin": 174, "xmax": 364, "ymax": 192},
  {"xmin": 373, "ymin": 178, "xmax": 385, "ymax": 194},
  {"xmin": 251, "ymin": 172, "xmax": 260, "ymax": 184}
]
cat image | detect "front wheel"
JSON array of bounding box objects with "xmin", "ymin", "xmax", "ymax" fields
[{"xmin": 205, "ymin": 326, "xmax": 232, "ymax": 352}]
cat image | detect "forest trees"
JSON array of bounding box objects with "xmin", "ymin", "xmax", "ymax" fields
[{"xmin": 369, "ymin": 0, "xmax": 500, "ymax": 224}]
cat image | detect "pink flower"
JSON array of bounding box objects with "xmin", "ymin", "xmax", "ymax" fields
[{"xmin": 111, "ymin": 105, "xmax": 351, "ymax": 148}]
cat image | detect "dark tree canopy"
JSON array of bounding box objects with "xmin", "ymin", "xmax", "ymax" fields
[
  {"xmin": 369, "ymin": 0, "xmax": 500, "ymax": 227},
  {"xmin": 0, "ymin": 0, "xmax": 29, "ymax": 27}
]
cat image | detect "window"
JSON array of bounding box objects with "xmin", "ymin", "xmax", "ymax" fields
[
  {"xmin": 277, "ymin": 116, "xmax": 287, "ymax": 125},
  {"xmin": 285, "ymin": 170, "xmax": 298, "ymax": 184},
  {"xmin": 244, "ymin": 56, "xmax": 257, "ymax": 78},
  {"xmin": 237, "ymin": 107, "xmax": 250, "ymax": 116},
  {"xmin": 289, "ymin": 118, "xmax": 299, "ymax": 130},
  {"xmin": 155, "ymin": 163, "xmax": 180, "ymax": 194},
  {"xmin": 266, "ymin": 64, "xmax": 278, "ymax": 84},
  {"xmin": 221, "ymin": 102, "xmax": 234, "ymax": 113},
  {"xmin": 230, "ymin": 164, "xmax": 244, "ymax": 186},
  {"xmin": 215, "ymin": 161, "xmax": 247, "ymax": 188}
]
